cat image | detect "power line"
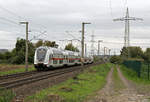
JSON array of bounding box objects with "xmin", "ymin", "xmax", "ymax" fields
[
  {"xmin": 0, "ymin": 17, "xmax": 19, "ymax": 25},
  {"xmin": 0, "ymin": 39, "xmax": 16, "ymax": 41},
  {"xmin": 109, "ymin": 0, "xmax": 113, "ymax": 18},
  {"xmin": 0, "ymin": 5, "xmax": 26, "ymax": 21},
  {"xmin": 0, "ymin": 6, "xmax": 47, "ymax": 45},
  {"xmin": 90, "ymin": 31, "xmax": 96, "ymax": 55},
  {"xmin": 85, "ymin": 40, "xmax": 150, "ymax": 45},
  {"xmin": 0, "ymin": 5, "xmax": 47, "ymax": 32},
  {"xmin": 65, "ymin": 31, "xmax": 78, "ymax": 39},
  {"xmin": 113, "ymin": 7, "xmax": 143, "ymax": 47},
  {"xmin": 125, "ymin": 0, "xmax": 128, "ymax": 7}
]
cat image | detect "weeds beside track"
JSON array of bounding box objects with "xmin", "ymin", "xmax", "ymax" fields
[{"xmin": 0, "ymin": 63, "xmax": 101, "ymax": 89}]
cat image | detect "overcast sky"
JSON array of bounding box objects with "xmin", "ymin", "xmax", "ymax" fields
[{"xmin": 0, "ymin": 0, "xmax": 149, "ymax": 55}]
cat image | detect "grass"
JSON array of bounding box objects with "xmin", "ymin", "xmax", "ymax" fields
[
  {"xmin": 0, "ymin": 88, "xmax": 15, "ymax": 102},
  {"xmin": 120, "ymin": 65, "xmax": 150, "ymax": 96},
  {"xmin": 120, "ymin": 65, "xmax": 150, "ymax": 85},
  {"xmin": 141, "ymin": 63, "xmax": 150, "ymax": 79},
  {"xmin": 113, "ymin": 67, "xmax": 125, "ymax": 91},
  {"xmin": 0, "ymin": 67, "xmax": 35, "ymax": 76},
  {"xmin": 25, "ymin": 63, "xmax": 113, "ymax": 102}
]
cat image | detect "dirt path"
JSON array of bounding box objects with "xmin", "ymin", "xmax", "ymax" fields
[
  {"xmin": 110, "ymin": 67, "xmax": 148, "ymax": 102},
  {"xmin": 86, "ymin": 67, "xmax": 114, "ymax": 102},
  {"xmin": 86, "ymin": 67, "xmax": 149, "ymax": 102}
]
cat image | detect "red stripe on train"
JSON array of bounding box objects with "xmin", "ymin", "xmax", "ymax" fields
[{"xmin": 52, "ymin": 58, "xmax": 81, "ymax": 60}]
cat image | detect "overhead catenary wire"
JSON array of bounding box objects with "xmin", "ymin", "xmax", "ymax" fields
[
  {"xmin": 0, "ymin": 5, "xmax": 47, "ymax": 32},
  {"xmin": 84, "ymin": 40, "xmax": 150, "ymax": 45},
  {"xmin": 0, "ymin": 17, "xmax": 20, "ymax": 25},
  {"xmin": 0, "ymin": 5, "xmax": 26, "ymax": 21},
  {"xmin": 0, "ymin": 6, "xmax": 25, "ymax": 24},
  {"xmin": 0, "ymin": 5, "xmax": 48, "ymax": 45},
  {"xmin": 109, "ymin": 0, "xmax": 113, "ymax": 18},
  {"xmin": 124, "ymin": 0, "xmax": 128, "ymax": 8}
]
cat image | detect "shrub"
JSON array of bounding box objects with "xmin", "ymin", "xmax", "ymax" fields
[{"xmin": 110, "ymin": 55, "xmax": 122, "ymax": 64}]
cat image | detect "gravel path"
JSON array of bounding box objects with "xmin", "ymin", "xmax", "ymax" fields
[{"xmin": 86, "ymin": 67, "xmax": 149, "ymax": 102}]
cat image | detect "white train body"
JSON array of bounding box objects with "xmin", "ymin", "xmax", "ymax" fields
[{"xmin": 34, "ymin": 46, "xmax": 93, "ymax": 70}]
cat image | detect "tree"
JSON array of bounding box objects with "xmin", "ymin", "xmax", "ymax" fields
[
  {"xmin": 35, "ymin": 40, "xmax": 58, "ymax": 48},
  {"xmin": 65, "ymin": 43, "xmax": 79, "ymax": 52},
  {"xmin": 110, "ymin": 55, "xmax": 122, "ymax": 64},
  {"xmin": 0, "ymin": 53, "xmax": 5, "ymax": 60},
  {"xmin": 44, "ymin": 41, "xmax": 58, "ymax": 48},
  {"xmin": 35, "ymin": 40, "xmax": 43, "ymax": 48},
  {"xmin": 143, "ymin": 48, "xmax": 150, "ymax": 62},
  {"xmin": 0, "ymin": 38, "xmax": 36, "ymax": 64},
  {"xmin": 11, "ymin": 38, "xmax": 35, "ymax": 64},
  {"xmin": 120, "ymin": 47, "xmax": 128, "ymax": 58},
  {"xmin": 0, "ymin": 52, "xmax": 9, "ymax": 63},
  {"xmin": 129, "ymin": 47, "xmax": 143, "ymax": 58},
  {"xmin": 120, "ymin": 46, "xmax": 143, "ymax": 59}
]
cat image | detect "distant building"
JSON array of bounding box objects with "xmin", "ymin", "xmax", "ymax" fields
[{"xmin": 0, "ymin": 49, "xmax": 8, "ymax": 54}]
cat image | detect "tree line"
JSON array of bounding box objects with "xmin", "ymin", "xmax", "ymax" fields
[
  {"xmin": 0, "ymin": 38, "xmax": 79, "ymax": 64},
  {"xmin": 110, "ymin": 46, "xmax": 150, "ymax": 64}
]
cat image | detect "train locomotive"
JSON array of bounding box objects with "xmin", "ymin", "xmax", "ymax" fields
[{"xmin": 34, "ymin": 46, "xmax": 93, "ymax": 71}]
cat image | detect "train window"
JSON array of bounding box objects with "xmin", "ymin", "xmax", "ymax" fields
[
  {"xmin": 49, "ymin": 55, "xmax": 51, "ymax": 59},
  {"xmin": 53, "ymin": 60, "xmax": 57, "ymax": 64},
  {"xmin": 60, "ymin": 60, "xmax": 63, "ymax": 64},
  {"xmin": 37, "ymin": 48, "xmax": 47, "ymax": 62}
]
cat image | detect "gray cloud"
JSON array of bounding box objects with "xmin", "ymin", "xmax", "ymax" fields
[{"xmin": 0, "ymin": 0, "xmax": 149, "ymax": 54}]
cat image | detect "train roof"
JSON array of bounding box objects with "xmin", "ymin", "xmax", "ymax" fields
[{"xmin": 36, "ymin": 46, "xmax": 80, "ymax": 56}]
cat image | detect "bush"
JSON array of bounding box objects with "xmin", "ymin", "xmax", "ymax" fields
[
  {"xmin": 93, "ymin": 56, "xmax": 103, "ymax": 62},
  {"xmin": 110, "ymin": 55, "xmax": 122, "ymax": 64}
]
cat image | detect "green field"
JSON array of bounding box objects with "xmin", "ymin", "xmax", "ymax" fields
[
  {"xmin": 0, "ymin": 67, "xmax": 35, "ymax": 76},
  {"xmin": 25, "ymin": 63, "xmax": 113, "ymax": 102}
]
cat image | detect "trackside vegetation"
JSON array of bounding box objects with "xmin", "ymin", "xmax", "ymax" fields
[
  {"xmin": 120, "ymin": 65, "xmax": 150, "ymax": 84},
  {"xmin": 0, "ymin": 88, "xmax": 15, "ymax": 102},
  {"xmin": 0, "ymin": 67, "xmax": 35, "ymax": 76},
  {"xmin": 25, "ymin": 63, "xmax": 113, "ymax": 102}
]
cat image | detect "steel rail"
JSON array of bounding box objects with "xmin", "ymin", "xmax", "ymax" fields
[
  {"xmin": 0, "ymin": 66, "xmax": 82, "ymax": 89},
  {"xmin": 0, "ymin": 71, "xmax": 38, "ymax": 80},
  {"xmin": 0, "ymin": 63, "xmax": 101, "ymax": 89}
]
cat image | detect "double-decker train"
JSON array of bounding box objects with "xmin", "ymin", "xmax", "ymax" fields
[{"xmin": 34, "ymin": 46, "xmax": 93, "ymax": 71}]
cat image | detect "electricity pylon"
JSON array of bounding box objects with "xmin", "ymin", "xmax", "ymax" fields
[{"xmin": 113, "ymin": 7, "xmax": 143, "ymax": 47}]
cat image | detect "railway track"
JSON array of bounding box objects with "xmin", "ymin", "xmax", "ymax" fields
[
  {"xmin": 0, "ymin": 66, "xmax": 83, "ymax": 89},
  {"xmin": 0, "ymin": 66, "xmax": 78, "ymax": 81},
  {"xmin": 0, "ymin": 70, "xmax": 38, "ymax": 80},
  {"xmin": 0, "ymin": 63, "xmax": 102, "ymax": 89}
]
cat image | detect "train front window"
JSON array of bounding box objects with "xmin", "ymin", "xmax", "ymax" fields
[{"xmin": 37, "ymin": 48, "xmax": 47, "ymax": 62}]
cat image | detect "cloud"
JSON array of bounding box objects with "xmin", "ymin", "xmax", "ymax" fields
[{"xmin": 0, "ymin": 0, "xmax": 149, "ymax": 54}]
